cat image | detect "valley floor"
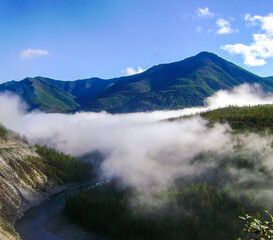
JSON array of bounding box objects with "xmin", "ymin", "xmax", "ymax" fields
[
  {"xmin": 46, "ymin": 211, "xmax": 103, "ymax": 240},
  {"xmin": 15, "ymin": 181, "xmax": 106, "ymax": 240}
]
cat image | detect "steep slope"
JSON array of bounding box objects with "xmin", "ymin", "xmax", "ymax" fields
[
  {"xmin": 1, "ymin": 52, "xmax": 273, "ymax": 113},
  {"xmin": 48, "ymin": 77, "xmax": 119, "ymax": 107},
  {"xmin": 0, "ymin": 127, "xmax": 59, "ymax": 239},
  {"xmin": 84, "ymin": 52, "xmax": 273, "ymax": 112},
  {"xmin": 0, "ymin": 77, "xmax": 118, "ymax": 112},
  {"xmin": 0, "ymin": 77, "xmax": 79, "ymax": 112},
  {"xmin": 0, "ymin": 124, "xmax": 93, "ymax": 239}
]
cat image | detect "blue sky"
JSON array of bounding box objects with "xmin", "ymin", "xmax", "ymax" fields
[{"xmin": 1, "ymin": 0, "xmax": 273, "ymax": 83}]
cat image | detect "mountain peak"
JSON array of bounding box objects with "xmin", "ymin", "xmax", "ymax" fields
[
  {"xmin": 196, "ymin": 51, "xmax": 217, "ymax": 56},
  {"xmin": 0, "ymin": 52, "xmax": 273, "ymax": 113},
  {"xmin": 194, "ymin": 51, "xmax": 222, "ymax": 61}
]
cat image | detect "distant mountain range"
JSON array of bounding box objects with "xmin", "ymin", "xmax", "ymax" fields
[{"xmin": 1, "ymin": 52, "xmax": 273, "ymax": 113}]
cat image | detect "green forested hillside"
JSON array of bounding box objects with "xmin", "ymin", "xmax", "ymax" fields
[
  {"xmin": 84, "ymin": 52, "xmax": 273, "ymax": 113},
  {"xmin": 65, "ymin": 105, "xmax": 273, "ymax": 240},
  {"xmin": 34, "ymin": 145, "xmax": 95, "ymax": 183},
  {"xmin": 169, "ymin": 104, "xmax": 273, "ymax": 132},
  {"xmin": 65, "ymin": 178, "xmax": 271, "ymax": 240},
  {"xmin": 1, "ymin": 52, "xmax": 273, "ymax": 113},
  {"xmin": 0, "ymin": 77, "xmax": 118, "ymax": 112},
  {"xmin": 200, "ymin": 105, "xmax": 273, "ymax": 132},
  {"xmin": 0, "ymin": 77, "xmax": 79, "ymax": 112}
]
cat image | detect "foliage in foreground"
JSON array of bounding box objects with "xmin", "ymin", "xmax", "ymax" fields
[{"xmin": 237, "ymin": 211, "xmax": 273, "ymax": 240}]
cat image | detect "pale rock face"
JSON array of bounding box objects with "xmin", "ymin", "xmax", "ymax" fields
[
  {"xmin": 0, "ymin": 226, "xmax": 20, "ymax": 240},
  {"xmin": 0, "ymin": 137, "xmax": 61, "ymax": 239}
]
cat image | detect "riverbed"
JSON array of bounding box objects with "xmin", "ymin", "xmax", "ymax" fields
[{"xmin": 15, "ymin": 182, "xmax": 106, "ymax": 240}]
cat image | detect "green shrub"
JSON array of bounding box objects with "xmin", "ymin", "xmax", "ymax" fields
[
  {"xmin": 0, "ymin": 124, "xmax": 8, "ymax": 139},
  {"xmin": 237, "ymin": 211, "xmax": 273, "ymax": 240}
]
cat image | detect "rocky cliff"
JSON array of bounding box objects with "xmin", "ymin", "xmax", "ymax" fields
[{"xmin": 0, "ymin": 129, "xmax": 61, "ymax": 239}]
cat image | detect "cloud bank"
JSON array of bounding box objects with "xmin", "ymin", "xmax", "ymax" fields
[
  {"xmin": 0, "ymin": 84, "xmax": 272, "ymax": 206},
  {"xmin": 222, "ymin": 13, "xmax": 273, "ymax": 66},
  {"xmin": 205, "ymin": 83, "xmax": 273, "ymax": 108},
  {"xmin": 0, "ymin": 84, "xmax": 272, "ymax": 157}
]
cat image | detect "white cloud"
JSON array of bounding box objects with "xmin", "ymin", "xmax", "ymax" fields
[
  {"xmin": 1, "ymin": 84, "xmax": 272, "ymax": 158},
  {"xmin": 0, "ymin": 84, "xmax": 273, "ymax": 205},
  {"xmin": 216, "ymin": 18, "xmax": 237, "ymax": 34},
  {"xmin": 222, "ymin": 13, "xmax": 273, "ymax": 66},
  {"xmin": 125, "ymin": 66, "xmax": 144, "ymax": 76},
  {"xmin": 245, "ymin": 14, "xmax": 273, "ymax": 34},
  {"xmin": 196, "ymin": 26, "xmax": 203, "ymax": 33},
  {"xmin": 205, "ymin": 83, "xmax": 273, "ymax": 108},
  {"xmin": 20, "ymin": 48, "xmax": 49, "ymax": 60},
  {"xmin": 196, "ymin": 7, "xmax": 213, "ymax": 18}
]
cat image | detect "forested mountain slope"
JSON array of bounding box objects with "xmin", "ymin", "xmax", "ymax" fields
[
  {"xmin": 1, "ymin": 52, "xmax": 273, "ymax": 113},
  {"xmin": 65, "ymin": 104, "xmax": 273, "ymax": 240},
  {"xmin": 0, "ymin": 77, "xmax": 118, "ymax": 112},
  {"xmin": 168, "ymin": 104, "xmax": 273, "ymax": 132},
  {"xmin": 83, "ymin": 52, "xmax": 273, "ymax": 112}
]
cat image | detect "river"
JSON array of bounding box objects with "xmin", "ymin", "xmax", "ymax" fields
[{"xmin": 15, "ymin": 182, "xmax": 106, "ymax": 240}]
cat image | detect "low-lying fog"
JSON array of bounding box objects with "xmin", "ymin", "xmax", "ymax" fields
[{"xmin": 0, "ymin": 83, "xmax": 272, "ymax": 207}]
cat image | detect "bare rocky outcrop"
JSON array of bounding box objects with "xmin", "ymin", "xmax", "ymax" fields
[{"xmin": 0, "ymin": 137, "xmax": 62, "ymax": 240}]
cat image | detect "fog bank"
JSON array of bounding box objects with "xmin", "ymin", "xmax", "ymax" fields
[{"xmin": 0, "ymin": 83, "xmax": 272, "ymax": 205}]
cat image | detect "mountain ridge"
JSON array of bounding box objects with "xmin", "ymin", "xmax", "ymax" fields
[{"xmin": 1, "ymin": 52, "xmax": 273, "ymax": 113}]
